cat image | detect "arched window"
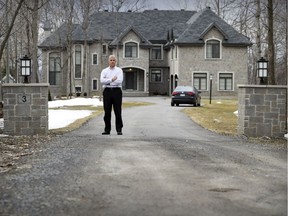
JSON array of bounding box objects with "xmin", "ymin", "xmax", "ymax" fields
[
  {"xmin": 49, "ymin": 52, "xmax": 61, "ymax": 85},
  {"xmin": 206, "ymin": 39, "xmax": 220, "ymax": 59},
  {"xmin": 125, "ymin": 42, "xmax": 138, "ymax": 58},
  {"xmin": 75, "ymin": 45, "xmax": 82, "ymax": 78}
]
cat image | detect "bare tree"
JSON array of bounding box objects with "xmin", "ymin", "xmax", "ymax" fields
[
  {"xmin": 31, "ymin": 0, "xmax": 40, "ymax": 83},
  {"xmin": 0, "ymin": 0, "xmax": 25, "ymax": 67},
  {"xmin": 103, "ymin": 0, "xmax": 147, "ymax": 12},
  {"xmin": 267, "ymin": 0, "xmax": 275, "ymax": 84},
  {"xmin": 79, "ymin": 0, "xmax": 100, "ymax": 96}
]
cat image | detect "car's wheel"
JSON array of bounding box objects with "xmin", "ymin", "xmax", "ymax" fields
[
  {"xmin": 176, "ymin": 104, "xmax": 179, "ymax": 106},
  {"xmin": 171, "ymin": 102, "xmax": 174, "ymax": 106}
]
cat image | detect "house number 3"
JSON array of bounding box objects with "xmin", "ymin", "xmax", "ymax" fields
[
  {"xmin": 18, "ymin": 94, "xmax": 31, "ymax": 104},
  {"xmin": 22, "ymin": 95, "xmax": 27, "ymax": 102}
]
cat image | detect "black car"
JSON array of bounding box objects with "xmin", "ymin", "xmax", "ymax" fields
[{"xmin": 171, "ymin": 86, "xmax": 201, "ymax": 106}]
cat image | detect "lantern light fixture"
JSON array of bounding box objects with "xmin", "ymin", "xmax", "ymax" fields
[
  {"xmin": 20, "ymin": 55, "xmax": 31, "ymax": 83},
  {"xmin": 257, "ymin": 57, "xmax": 268, "ymax": 85}
]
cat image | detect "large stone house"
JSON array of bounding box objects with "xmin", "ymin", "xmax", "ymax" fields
[{"xmin": 38, "ymin": 7, "xmax": 252, "ymax": 98}]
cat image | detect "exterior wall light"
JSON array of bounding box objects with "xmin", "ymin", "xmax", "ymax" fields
[
  {"xmin": 175, "ymin": 74, "xmax": 178, "ymax": 88},
  {"xmin": 257, "ymin": 57, "xmax": 268, "ymax": 85},
  {"xmin": 175, "ymin": 74, "xmax": 178, "ymax": 81},
  {"xmin": 20, "ymin": 55, "xmax": 31, "ymax": 83}
]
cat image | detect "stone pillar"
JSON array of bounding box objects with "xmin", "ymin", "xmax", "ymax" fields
[
  {"xmin": 2, "ymin": 83, "xmax": 49, "ymax": 136},
  {"xmin": 238, "ymin": 85, "xmax": 287, "ymax": 138}
]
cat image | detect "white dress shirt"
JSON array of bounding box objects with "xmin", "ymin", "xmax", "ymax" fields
[{"xmin": 100, "ymin": 66, "xmax": 123, "ymax": 88}]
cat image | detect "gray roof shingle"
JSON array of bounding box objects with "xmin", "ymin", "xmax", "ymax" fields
[
  {"xmin": 176, "ymin": 7, "xmax": 252, "ymax": 46},
  {"xmin": 39, "ymin": 8, "xmax": 251, "ymax": 48}
]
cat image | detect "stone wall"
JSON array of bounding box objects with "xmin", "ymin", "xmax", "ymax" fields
[
  {"xmin": 2, "ymin": 83, "xmax": 49, "ymax": 136},
  {"xmin": 176, "ymin": 28, "xmax": 249, "ymax": 98},
  {"xmin": 238, "ymin": 85, "xmax": 287, "ymax": 138}
]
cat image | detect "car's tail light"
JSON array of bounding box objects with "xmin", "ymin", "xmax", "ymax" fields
[
  {"xmin": 172, "ymin": 92, "xmax": 178, "ymax": 96},
  {"xmin": 186, "ymin": 92, "xmax": 195, "ymax": 96}
]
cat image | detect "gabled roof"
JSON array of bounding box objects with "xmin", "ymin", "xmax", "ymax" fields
[
  {"xmin": 199, "ymin": 22, "xmax": 229, "ymax": 40},
  {"xmin": 109, "ymin": 25, "xmax": 152, "ymax": 48},
  {"xmin": 39, "ymin": 8, "xmax": 252, "ymax": 49},
  {"xmin": 176, "ymin": 7, "xmax": 252, "ymax": 46},
  {"xmin": 39, "ymin": 10, "xmax": 196, "ymax": 48}
]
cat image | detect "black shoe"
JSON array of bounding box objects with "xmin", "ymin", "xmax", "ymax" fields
[
  {"xmin": 102, "ymin": 132, "xmax": 110, "ymax": 135},
  {"xmin": 117, "ymin": 132, "xmax": 123, "ymax": 135}
]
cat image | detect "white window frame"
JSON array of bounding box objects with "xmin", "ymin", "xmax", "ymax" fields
[
  {"xmin": 92, "ymin": 53, "xmax": 98, "ymax": 65},
  {"xmin": 218, "ymin": 71, "xmax": 234, "ymax": 91},
  {"xmin": 205, "ymin": 38, "xmax": 221, "ymax": 59},
  {"xmin": 74, "ymin": 44, "xmax": 82, "ymax": 79},
  {"xmin": 75, "ymin": 85, "xmax": 82, "ymax": 93},
  {"xmin": 192, "ymin": 71, "xmax": 209, "ymax": 91},
  {"xmin": 124, "ymin": 41, "xmax": 139, "ymax": 58},
  {"xmin": 102, "ymin": 44, "xmax": 108, "ymax": 56},
  {"xmin": 92, "ymin": 78, "xmax": 98, "ymax": 91},
  {"xmin": 48, "ymin": 51, "xmax": 61, "ymax": 86}
]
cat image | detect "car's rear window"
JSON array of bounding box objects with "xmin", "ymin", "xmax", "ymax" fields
[{"xmin": 175, "ymin": 86, "xmax": 193, "ymax": 91}]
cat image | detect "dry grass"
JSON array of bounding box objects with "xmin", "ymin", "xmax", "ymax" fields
[{"xmin": 183, "ymin": 99, "xmax": 238, "ymax": 135}]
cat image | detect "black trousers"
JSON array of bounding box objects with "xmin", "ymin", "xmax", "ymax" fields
[{"xmin": 103, "ymin": 88, "xmax": 123, "ymax": 133}]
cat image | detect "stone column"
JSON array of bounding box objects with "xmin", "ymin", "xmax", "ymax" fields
[
  {"xmin": 238, "ymin": 85, "xmax": 287, "ymax": 138},
  {"xmin": 2, "ymin": 83, "xmax": 49, "ymax": 136}
]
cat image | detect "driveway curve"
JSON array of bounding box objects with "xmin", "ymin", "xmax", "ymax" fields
[{"xmin": 0, "ymin": 96, "xmax": 286, "ymax": 216}]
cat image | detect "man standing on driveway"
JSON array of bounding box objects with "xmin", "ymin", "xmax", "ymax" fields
[{"xmin": 100, "ymin": 55, "xmax": 123, "ymax": 135}]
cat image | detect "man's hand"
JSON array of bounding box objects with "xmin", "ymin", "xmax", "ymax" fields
[{"xmin": 112, "ymin": 76, "xmax": 117, "ymax": 82}]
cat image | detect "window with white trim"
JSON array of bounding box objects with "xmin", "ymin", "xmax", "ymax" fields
[
  {"xmin": 151, "ymin": 46, "xmax": 162, "ymax": 60},
  {"xmin": 219, "ymin": 73, "xmax": 233, "ymax": 90},
  {"xmin": 206, "ymin": 39, "xmax": 220, "ymax": 59},
  {"xmin": 49, "ymin": 52, "xmax": 61, "ymax": 85},
  {"xmin": 150, "ymin": 69, "xmax": 162, "ymax": 82},
  {"xmin": 102, "ymin": 44, "xmax": 107, "ymax": 55},
  {"xmin": 92, "ymin": 53, "xmax": 98, "ymax": 65},
  {"xmin": 92, "ymin": 79, "xmax": 98, "ymax": 91},
  {"xmin": 75, "ymin": 45, "xmax": 82, "ymax": 78},
  {"xmin": 193, "ymin": 73, "xmax": 208, "ymax": 91},
  {"xmin": 125, "ymin": 42, "xmax": 138, "ymax": 58},
  {"xmin": 75, "ymin": 86, "xmax": 82, "ymax": 93}
]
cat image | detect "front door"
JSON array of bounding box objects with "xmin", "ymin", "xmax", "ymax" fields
[{"xmin": 123, "ymin": 71, "xmax": 137, "ymax": 90}]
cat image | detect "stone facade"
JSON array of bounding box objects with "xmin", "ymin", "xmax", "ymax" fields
[
  {"xmin": 2, "ymin": 83, "xmax": 49, "ymax": 136},
  {"xmin": 238, "ymin": 85, "xmax": 287, "ymax": 138},
  {"xmin": 175, "ymin": 28, "xmax": 248, "ymax": 97},
  {"xmin": 39, "ymin": 9, "xmax": 252, "ymax": 99}
]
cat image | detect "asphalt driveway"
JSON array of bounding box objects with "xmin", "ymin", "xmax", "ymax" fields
[{"xmin": 0, "ymin": 96, "xmax": 286, "ymax": 216}]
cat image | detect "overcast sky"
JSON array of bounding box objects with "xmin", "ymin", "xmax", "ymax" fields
[{"xmin": 145, "ymin": 0, "xmax": 200, "ymax": 11}]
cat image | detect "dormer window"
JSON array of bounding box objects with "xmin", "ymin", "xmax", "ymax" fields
[
  {"xmin": 206, "ymin": 39, "xmax": 220, "ymax": 59},
  {"xmin": 125, "ymin": 42, "xmax": 138, "ymax": 58}
]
